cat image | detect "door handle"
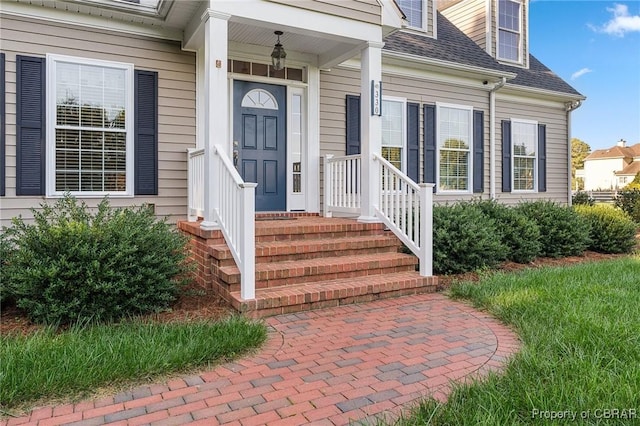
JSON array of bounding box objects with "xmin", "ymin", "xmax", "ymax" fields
[{"xmin": 233, "ymin": 149, "xmax": 239, "ymax": 167}]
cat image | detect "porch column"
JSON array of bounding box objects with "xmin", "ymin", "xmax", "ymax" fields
[
  {"xmin": 358, "ymin": 41, "xmax": 384, "ymax": 222},
  {"xmin": 201, "ymin": 11, "xmax": 230, "ymax": 230}
]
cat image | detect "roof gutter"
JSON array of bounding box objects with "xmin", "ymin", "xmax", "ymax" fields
[
  {"xmin": 489, "ymin": 77, "xmax": 507, "ymax": 199},
  {"xmin": 566, "ymin": 100, "xmax": 583, "ymax": 205}
]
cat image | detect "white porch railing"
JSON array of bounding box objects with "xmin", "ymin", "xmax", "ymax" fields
[
  {"xmin": 323, "ymin": 152, "xmax": 433, "ymax": 277},
  {"xmin": 187, "ymin": 148, "xmax": 204, "ymax": 221},
  {"xmin": 323, "ymin": 154, "xmax": 361, "ymax": 217},
  {"xmin": 186, "ymin": 145, "xmax": 257, "ymax": 300},
  {"xmin": 374, "ymin": 153, "xmax": 433, "ymax": 276}
]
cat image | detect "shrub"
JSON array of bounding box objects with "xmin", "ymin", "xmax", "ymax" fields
[
  {"xmin": 514, "ymin": 200, "xmax": 590, "ymax": 258},
  {"xmin": 575, "ymin": 205, "xmax": 638, "ymax": 254},
  {"xmin": 433, "ymin": 203, "xmax": 508, "ymax": 274},
  {"xmin": 473, "ymin": 200, "xmax": 541, "ymax": 263},
  {"xmin": 572, "ymin": 191, "xmax": 595, "ymax": 206},
  {"xmin": 0, "ymin": 234, "xmax": 16, "ymax": 306},
  {"xmin": 1, "ymin": 195, "xmax": 192, "ymax": 325},
  {"xmin": 614, "ymin": 189, "xmax": 640, "ymax": 223}
]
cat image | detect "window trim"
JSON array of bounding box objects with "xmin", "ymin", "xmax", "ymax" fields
[
  {"xmin": 510, "ymin": 117, "xmax": 538, "ymax": 193},
  {"xmin": 381, "ymin": 96, "xmax": 407, "ymax": 174},
  {"xmin": 496, "ymin": 0, "xmax": 523, "ymax": 64},
  {"xmin": 397, "ymin": 0, "xmax": 428, "ymax": 32},
  {"xmin": 46, "ymin": 54, "xmax": 135, "ymax": 198},
  {"xmin": 436, "ymin": 102, "xmax": 473, "ymax": 193}
]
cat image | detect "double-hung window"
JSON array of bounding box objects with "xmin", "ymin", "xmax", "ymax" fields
[
  {"xmin": 381, "ymin": 98, "xmax": 406, "ymax": 172},
  {"xmin": 511, "ymin": 119, "xmax": 537, "ymax": 191},
  {"xmin": 47, "ymin": 54, "xmax": 134, "ymax": 196},
  {"xmin": 437, "ymin": 104, "xmax": 472, "ymax": 192},
  {"xmin": 396, "ymin": 0, "xmax": 427, "ymax": 31},
  {"xmin": 498, "ymin": 0, "xmax": 522, "ymax": 63}
]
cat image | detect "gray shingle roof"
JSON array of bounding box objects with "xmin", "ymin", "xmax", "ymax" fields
[{"xmin": 383, "ymin": 12, "xmax": 583, "ymax": 97}]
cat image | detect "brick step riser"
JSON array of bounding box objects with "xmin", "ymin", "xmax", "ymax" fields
[
  {"xmin": 211, "ymin": 243, "xmax": 403, "ymax": 266},
  {"xmin": 234, "ymin": 283, "xmax": 438, "ymax": 319},
  {"xmin": 255, "ymin": 229, "xmax": 386, "ymax": 242},
  {"xmin": 221, "ymin": 264, "xmax": 419, "ymax": 292}
]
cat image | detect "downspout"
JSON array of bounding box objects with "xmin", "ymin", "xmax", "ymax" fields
[
  {"xmin": 489, "ymin": 77, "xmax": 507, "ymax": 199},
  {"xmin": 565, "ymin": 100, "xmax": 583, "ymax": 206}
]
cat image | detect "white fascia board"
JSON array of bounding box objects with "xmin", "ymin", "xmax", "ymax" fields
[
  {"xmin": 209, "ymin": 1, "xmax": 382, "ymax": 43},
  {"xmin": 382, "ymin": 50, "xmax": 517, "ymax": 82},
  {"xmin": 0, "ymin": 1, "xmax": 183, "ymax": 41},
  {"xmin": 501, "ymin": 84, "xmax": 586, "ymax": 104}
]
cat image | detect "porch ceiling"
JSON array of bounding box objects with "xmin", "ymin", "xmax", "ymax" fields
[{"xmin": 227, "ymin": 20, "xmax": 363, "ymax": 68}]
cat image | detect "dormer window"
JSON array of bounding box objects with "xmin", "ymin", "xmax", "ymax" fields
[
  {"xmin": 498, "ymin": 0, "xmax": 522, "ymax": 63},
  {"xmin": 397, "ymin": 0, "xmax": 426, "ymax": 31}
]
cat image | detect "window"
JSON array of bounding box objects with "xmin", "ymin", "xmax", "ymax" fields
[
  {"xmin": 511, "ymin": 119, "xmax": 537, "ymax": 191},
  {"xmin": 437, "ymin": 104, "xmax": 472, "ymax": 192},
  {"xmin": 47, "ymin": 55, "xmax": 134, "ymax": 196},
  {"xmin": 397, "ymin": 0, "xmax": 426, "ymax": 30},
  {"xmin": 498, "ymin": 0, "xmax": 522, "ymax": 62},
  {"xmin": 381, "ymin": 98, "xmax": 406, "ymax": 171}
]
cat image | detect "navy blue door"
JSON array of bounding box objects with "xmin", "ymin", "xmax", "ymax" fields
[{"xmin": 233, "ymin": 81, "xmax": 286, "ymax": 211}]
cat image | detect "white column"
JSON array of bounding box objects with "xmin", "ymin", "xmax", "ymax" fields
[
  {"xmin": 201, "ymin": 11, "xmax": 230, "ymax": 230},
  {"xmin": 358, "ymin": 41, "xmax": 383, "ymax": 222}
]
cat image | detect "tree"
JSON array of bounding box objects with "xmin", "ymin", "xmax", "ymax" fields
[
  {"xmin": 625, "ymin": 172, "xmax": 640, "ymax": 189},
  {"xmin": 571, "ymin": 138, "xmax": 591, "ymax": 190}
]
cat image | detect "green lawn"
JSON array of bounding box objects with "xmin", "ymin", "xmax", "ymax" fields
[
  {"xmin": 395, "ymin": 255, "xmax": 640, "ymax": 425},
  {"xmin": 0, "ymin": 316, "xmax": 267, "ymax": 410}
]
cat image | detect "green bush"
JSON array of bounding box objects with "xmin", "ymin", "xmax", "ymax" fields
[
  {"xmin": 572, "ymin": 191, "xmax": 595, "ymax": 206},
  {"xmin": 614, "ymin": 189, "xmax": 640, "ymax": 223},
  {"xmin": 0, "ymin": 195, "xmax": 192, "ymax": 325},
  {"xmin": 433, "ymin": 203, "xmax": 508, "ymax": 274},
  {"xmin": 514, "ymin": 200, "xmax": 590, "ymax": 258},
  {"xmin": 473, "ymin": 200, "xmax": 541, "ymax": 263},
  {"xmin": 0, "ymin": 235, "xmax": 16, "ymax": 306},
  {"xmin": 575, "ymin": 205, "xmax": 638, "ymax": 254}
]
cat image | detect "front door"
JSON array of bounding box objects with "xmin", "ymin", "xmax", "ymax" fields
[{"xmin": 233, "ymin": 81, "xmax": 286, "ymax": 211}]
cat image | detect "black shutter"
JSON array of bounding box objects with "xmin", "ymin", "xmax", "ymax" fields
[
  {"xmin": 423, "ymin": 104, "xmax": 436, "ymax": 191},
  {"xmin": 345, "ymin": 95, "xmax": 361, "ymax": 155},
  {"xmin": 501, "ymin": 120, "xmax": 511, "ymax": 193},
  {"xmin": 1, "ymin": 53, "xmax": 5, "ymax": 196},
  {"xmin": 16, "ymin": 55, "xmax": 46, "ymax": 196},
  {"xmin": 538, "ymin": 123, "xmax": 547, "ymax": 192},
  {"xmin": 473, "ymin": 110, "xmax": 484, "ymax": 193},
  {"xmin": 134, "ymin": 70, "xmax": 158, "ymax": 195},
  {"xmin": 407, "ymin": 102, "xmax": 420, "ymax": 182}
]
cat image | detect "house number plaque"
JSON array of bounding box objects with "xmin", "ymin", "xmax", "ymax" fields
[{"xmin": 371, "ymin": 80, "xmax": 382, "ymax": 116}]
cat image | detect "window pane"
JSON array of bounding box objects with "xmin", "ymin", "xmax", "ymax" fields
[
  {"xmin": 499, "ymin": 0, "xmax": 520, "ymax": 31},
  {"xmin": 438, "ymin": 106, "xmax": 471, "ymax": 191},
  {"xmin": 499, "ymin": 30, "xmax": 520, "ymax": 61},
  {"xmin": 514, "ymin": 157, "xmax": 534, "ymax": 190},
  {"xmin": 382, "ymin": 100, "xmax": 404, "ymax": 149},
  {"xmin": 382, "ymin": 147, "xmax": 402, "ymax": 170},
  {"xmin": 397, "ymin": 0, "xmax": 423, "ymax": 28},
  {"xmin": 54, "ymin": 59, "xmax": 128, "ymax": 193},
  {"xmin": 291, "ymin": 94, "xmax": 303, "ymax": 193}
]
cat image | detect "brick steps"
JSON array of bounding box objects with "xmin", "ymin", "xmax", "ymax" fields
[
  {"xmin": 181, "ymin": 214, "xmax": 437, "ymax": 317},
  {"xmin": 229, "ymin": 272, "xmax": 438, "ymax": 318}
]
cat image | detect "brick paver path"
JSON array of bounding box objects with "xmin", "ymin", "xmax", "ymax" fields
[{"xmin": 3, "ymin": 294, "xmax": 519, "ymax": 426}]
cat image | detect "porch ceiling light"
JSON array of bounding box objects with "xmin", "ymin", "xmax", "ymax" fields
[{"xmin": 271, "ymin": 31, "xmax": 286, "ymax": 71}]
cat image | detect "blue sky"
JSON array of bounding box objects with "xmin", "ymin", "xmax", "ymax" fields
[{"xmin": 529, "ymin": 1, "xmax": 640, "ymax": 151}]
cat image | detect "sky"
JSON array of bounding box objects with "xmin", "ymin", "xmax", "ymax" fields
[{"xmin": 528, "ymin": 0, "xmax": 640, "ymax": 151}]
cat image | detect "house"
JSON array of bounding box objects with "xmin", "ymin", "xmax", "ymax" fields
[
  {"xmin": 582, "ymin": 139, "xmax": 640, "ymax": 190},
  {"xmin": 0, "ymin": 0, "xmax": 584, "ymax": 315}
]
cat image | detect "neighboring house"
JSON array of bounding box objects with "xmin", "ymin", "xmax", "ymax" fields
[
  {"xmin": 0, "ymin": 0, "xmax": 584, "ymax": 308},
  {"xmin": 583, "ymin": 140, "xmax": 640, "ymax": 190}
]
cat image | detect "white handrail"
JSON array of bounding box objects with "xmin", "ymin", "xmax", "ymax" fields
[
  {"xmin": 212, "ymin": 145, "xmax": 256, "ymax": 300},
  {"xmin": 373, "ymin": 153, "xmax": 433, "ymax": 276},
  {"xmin": 323, "ymin": 154, "xmax": 362, "ymax": 217},
  {"xmin": 187, "ymin": 148, "xmax": 205, "ymax": 221}
]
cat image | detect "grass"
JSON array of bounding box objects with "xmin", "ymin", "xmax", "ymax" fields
[
  {"xmin": 393, "ymin": 255, "xmax": 640, "ymax": 425},
  {"xmin": 0, "ymin": 316, "xmax": 267, "ymax": 410}
]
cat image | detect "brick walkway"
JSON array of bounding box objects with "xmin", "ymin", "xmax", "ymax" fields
[{"xmin": 2, "ymin": 294, "xmax": 519, "ymax": 426}]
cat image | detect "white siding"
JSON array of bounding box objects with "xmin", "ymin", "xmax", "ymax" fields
[
  {"xmin": 0, "ymin": 14, "xmax": 196, "ymax": 227},
  {"xmin": 584, "ymin": 158, "xmax": 626, "ymax": 191},
  {"xmin": 267, "ymin": 0, "xmax": 381, "ymax": 25}
]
